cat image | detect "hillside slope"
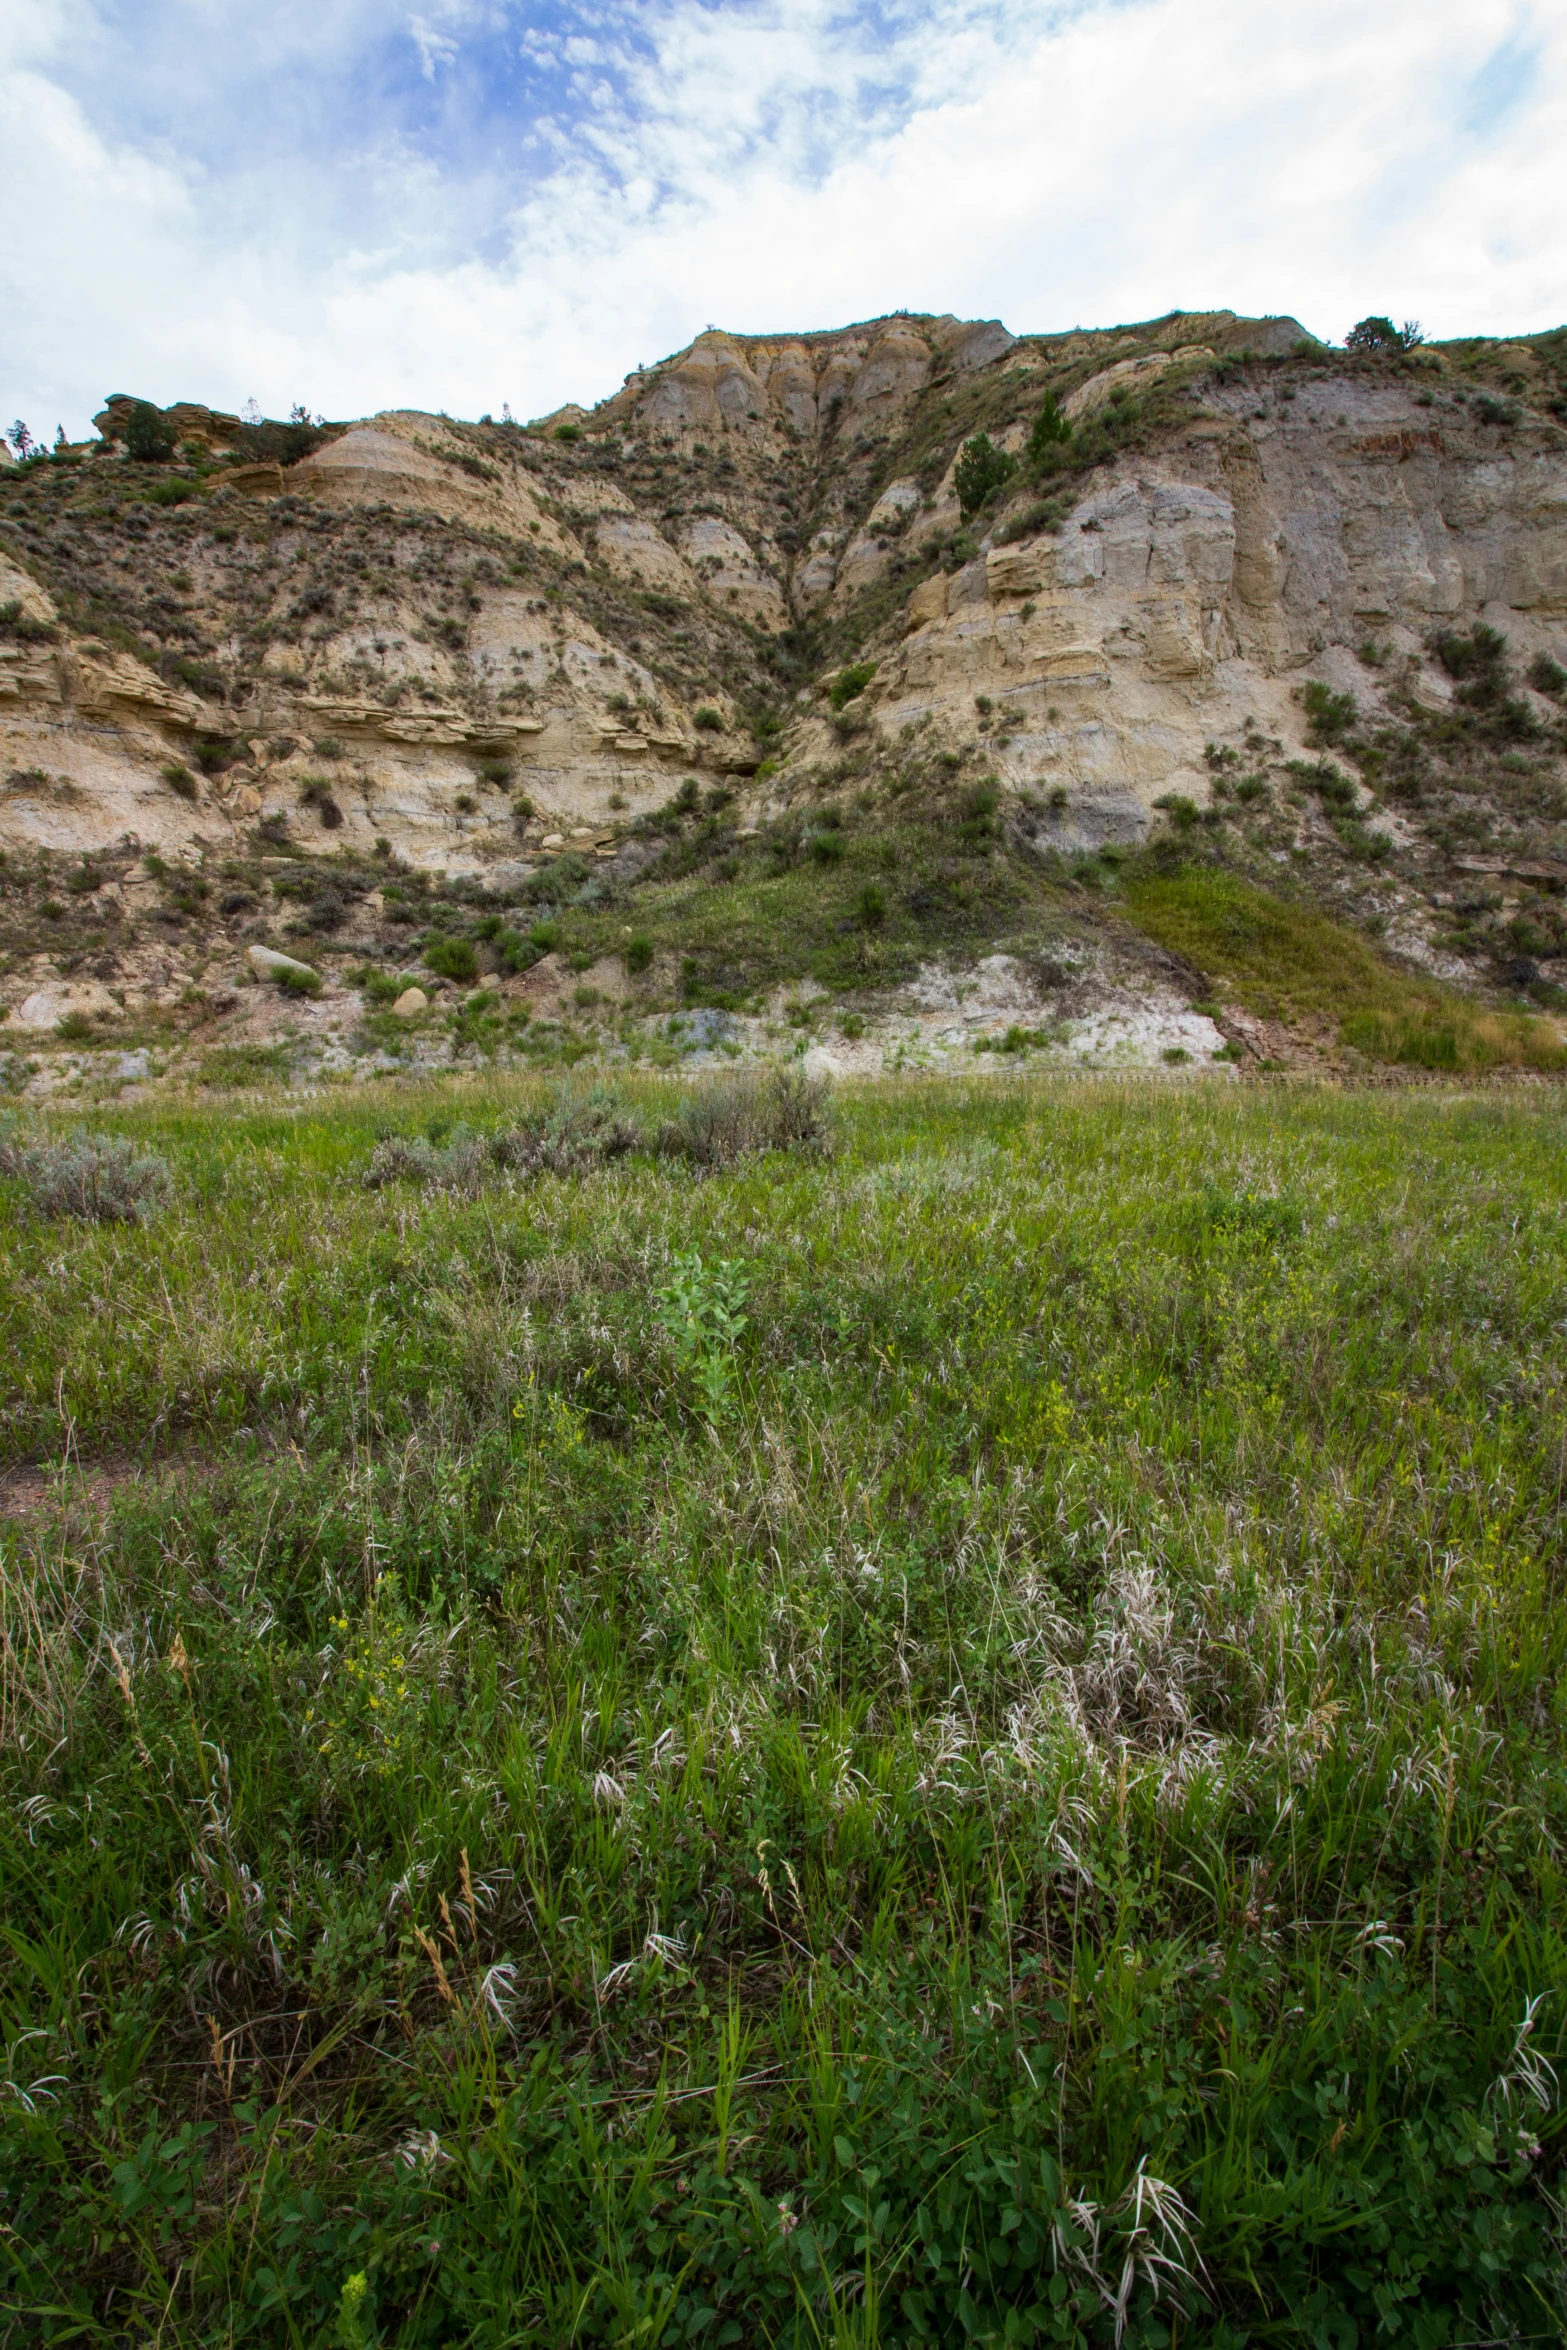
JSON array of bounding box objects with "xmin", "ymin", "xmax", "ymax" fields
[{"xmin": 3, "ymin": 308, "xmax": 1567, "ymax": 1088}]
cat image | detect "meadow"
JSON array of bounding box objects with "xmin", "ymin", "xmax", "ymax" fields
[{"xmin": 1, "ymin": 1071, "xmax": 1565, "ymax": 2347}]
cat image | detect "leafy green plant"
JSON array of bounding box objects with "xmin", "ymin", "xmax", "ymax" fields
[
  {"xmin": 625, "ymin": 931, "xmax": 653, "ymax": 974},
  {"xmin": 160, "ymin": 760, "xmax": 198, "ymax": 801},
  {"xmin": 654, "ymin": 1247, "xmax": 750, "ymax": 1417},
  {"xmin": 693, "ymin": 706, "xmax": 724, "ymax": 732}
]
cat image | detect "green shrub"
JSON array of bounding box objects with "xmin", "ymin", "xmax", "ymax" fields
[
  {"xmin": 353, "ymin": 967, "xmax": 405, "ymax": 1007},
  {"xmin": 693, "ymin": 706, "xmax": 723, "ymax": 732},
  {"xmin": 144, "ymin": 477, "xmax": 194, "ymax": 506},
  {"xmin": 552, "ymin": 423, "xmax": 580, "ymax": 443},
  {"xmin": 1525, "ymin": 652, "xmax": 1566, "ymax": 701},
  {"xmin": 423, "ymin": 933, "xmax": 480, "ymax": 984},
  {"xmin": 856, "ymin": 880, "xmax": 886, "ymax": 925},
  {"xmin": 1287, "ymin": 757, "xmax": 1357, "ymax": 810},
  {"xmin": 954, "ymin": 432, "xmax": 1016, "ymax": 519},
  {"xmin": 1428, "ymin": 624, "xmax": 1539, "ymax": 740},
  {"xmin": 1153, "ymin": 791, "xmax": 1200, "ymax": 832},
  {"xmin": 957, "ymin": 779, "xmax": 999, "ymax": 846},
  {"xmin": 828, "ymin": 661, "xmax": 876, "ymax": 711},
  {"xmin": 1027, "ymin": 392, "xmax": 1071, "ymax": 460},
  {"xmin": 809, "ymin": 829, "xmax": 844, "ymax": 864},
  {"xmin": 624, "ymin": 931, "xmax": 653, "ymax": 974},
  {"xmin": 123, "ymin": 401, "xmax": 176, "ymax": 461},
  {"xmin": 1302, "ymin": 680, "xmax": 1358, "ymax": 746},
  {"xmin": 0, "ymin": 600, "xmax": 57, "ymax": 646},
  {"xmin": 160, "ymin": 760, "xmax": 198, "ymax": 801},
  {"xmin": 298, "ymin": 775, "xmax": 343, "ymax": 828}
]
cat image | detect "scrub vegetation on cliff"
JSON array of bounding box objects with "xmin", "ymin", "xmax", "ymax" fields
[
  {"xmin": 6, "ymin": 307, "xmax": 1567, "ymax": 1092},
  {"xmin": 2, "ymin": 1074, "xmax": 1565, "ymax": 2346}
]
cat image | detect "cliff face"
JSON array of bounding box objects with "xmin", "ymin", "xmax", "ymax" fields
[{"xmin": 2, "ymin": 306, "xmax": 1566, "ymax": 1077}]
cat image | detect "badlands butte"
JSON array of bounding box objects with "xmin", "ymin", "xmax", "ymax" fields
[{"xmin": 4, "ymin": 304, "xmax": 1567, "ymax": 1089}]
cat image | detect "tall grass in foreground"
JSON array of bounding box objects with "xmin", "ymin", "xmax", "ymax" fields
[{"xmin": 1, "ymin": 1075, "xmax": 1565, "ymax": 2346}]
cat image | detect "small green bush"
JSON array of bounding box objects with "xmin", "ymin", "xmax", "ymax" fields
[
  {"xmin": 693, "ymin": 706, "xmax": 723, "ymax": 732},
  {"xmin": 809, "ymin": 830, "xmax": 844, "ymax": 864},
  {"xmin": 624, "ymin": 932, "xmax": 653, "ymax": 974},
  {"xmin": 1525, "ymin": 652, "xmax": 1566, "ymax": 701},
  {"xmin": 1302, "ymin": 680, "xmax": 1358, "ymax": 746},
  {"xmin": 1153, "ymin": 792, "xmax": 1200, "ymax": 833},
  {"xmin": 1027, "ymin": 393, "xmax": 1071, "ymax": 460},
  {"xmin": 829, "ymin": 661, "xmax": 876, "ymax": 711},
  {"xmin": 856, "ymin": 880, "xmax": 886, "ymax": 925},
  {"xmin": 353, "ymin": 967, "xmax": 405, "ymax": 1007},
  {"xmin": 0, "ymin": 600, "xmax": 57, "ymax": 646},
  {"xmin": 161, "ymin": 761, "xmax": 198, "ymax": 801},
  {"xmin": 298, "ymin": 775, "xmax": 343, "ymax": 828},
  {"xmin": 954, "ymin": 432, "xmax": 1016, "ymax": 520},
  {"xmin": 423, "ymin": 933, "xmax": 480, "ymax": 984}
]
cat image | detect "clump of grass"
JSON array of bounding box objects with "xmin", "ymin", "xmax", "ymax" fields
[
  {"xmin": 0, "ymin": 1118, "xmax": 167, "ymax": 1221},
  {"xmin": 1340, "ymin": 1006, "xmax": 1564, "ymax": 1070}
]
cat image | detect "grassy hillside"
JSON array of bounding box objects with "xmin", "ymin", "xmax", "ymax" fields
[
  {"xmin": 3, "ymin": 1073, "xmax": 1565, "ymax": 2345},
  {"xmin": 1123, "ymin": 867, "xmax": 1567, "ymax": 1068}
]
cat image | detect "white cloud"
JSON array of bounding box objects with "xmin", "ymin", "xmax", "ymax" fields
[{"xmin": 0, "ymin": 0, "xmax": 1562, "ymax": 441}]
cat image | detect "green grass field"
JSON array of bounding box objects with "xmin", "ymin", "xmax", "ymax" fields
[{"xmin": 3, "ymin": 1074, "xmax": 1565, "ymax": 2346}]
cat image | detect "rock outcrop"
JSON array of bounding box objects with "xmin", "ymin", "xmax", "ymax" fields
[{"xmin": 2, "ymin": 303, "xmax": 1565, "ymax": 1074}]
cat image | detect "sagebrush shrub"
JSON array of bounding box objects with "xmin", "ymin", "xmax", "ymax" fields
[{"xmin": 0, "ymin": 1121, "xmax": 168, "ymax": 1223}]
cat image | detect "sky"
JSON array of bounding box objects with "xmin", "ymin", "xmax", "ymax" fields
[{"xmin": 2, "ymin": 0, "xmax": 1564, "ymax": 442}]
